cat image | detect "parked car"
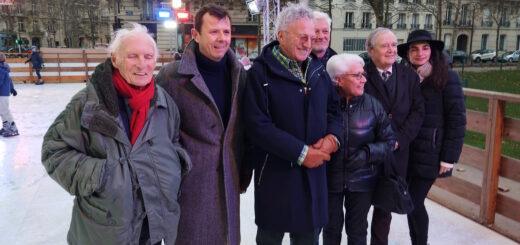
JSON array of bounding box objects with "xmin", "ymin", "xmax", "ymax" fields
[
  {"xmin": 451, "ymin": 50, "xmax": 468, "ymax": 64},
  {"xmin": 498, "ymin": 50, "xmax": 520, "ymax": 63},
  {"xmin": 471, "ymin": 49, "xmax": 496, "ymax": 63}
]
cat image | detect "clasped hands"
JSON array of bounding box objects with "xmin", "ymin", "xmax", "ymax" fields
[{"xmin": 302, "ymin": 134, "xmax": 338, "ymax": 168}]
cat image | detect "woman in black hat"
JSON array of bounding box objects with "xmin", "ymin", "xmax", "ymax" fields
[{"xmin": 398, "ymin": 30, "xmax": 466, "ymax": 245}]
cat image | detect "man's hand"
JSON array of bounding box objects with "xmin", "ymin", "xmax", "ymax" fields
[
  {"xmin": 302, "ymin": 147, "xmax": 330, "ymax": 168},
  {"xmin": 312, "ymin": 134, "xmax": 339, "ymax": 154}
]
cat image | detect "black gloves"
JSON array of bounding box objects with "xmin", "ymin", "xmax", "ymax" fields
[{"xmin": 11, "ymin": 88, "xmax": 17, "ymax": 96}]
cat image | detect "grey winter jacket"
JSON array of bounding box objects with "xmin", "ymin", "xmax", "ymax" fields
[{"xmin": 41, "ymin": 59, "xmax": 191, "ymax": 245}]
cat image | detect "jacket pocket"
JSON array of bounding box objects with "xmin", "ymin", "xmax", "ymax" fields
[
  {"xmin": 146, "ymin": 140, "xmax": 182, "ymax": 213},
  {"xmin": 77, "ymin": 197, "xmax": 116, "ymax": 226}
]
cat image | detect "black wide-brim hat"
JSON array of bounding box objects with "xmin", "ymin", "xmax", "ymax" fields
[{"xmin": 397, "ymin": 29, "xmax": 445, "ymax": 58}]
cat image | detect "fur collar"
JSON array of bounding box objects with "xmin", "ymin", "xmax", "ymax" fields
[{"xmin": 89, "ymin": 59, "xmax": 120, "ymax": 117}]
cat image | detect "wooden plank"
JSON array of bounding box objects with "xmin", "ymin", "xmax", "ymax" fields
[
  {"xmin": 500, "ymin": 156, "xmax": 520, "ymax": 182},
  {"xmin": 504, "ymin": 117, "xmax": 520, "ymax": 142},
  {"xmin": 480, "ymin": 99, "xmax": 505, "ymax": 224},
  {"xmin": 496, "ymin": 194, "xmax": 520, "ymax": 222},
  {"xmin": 464, "ymin": 88, "xmax": 520, "ymax": 103},
  {"xmin": 434, "ymin": 176, "xmax": 481, "ymax": 204},
  {"xmin": 459, "ymin": 145, "xmax": 486, "ymax": 170},
  {"xmin": 466, "ymin": 110, "xmax": 488, "ymax": 134}
]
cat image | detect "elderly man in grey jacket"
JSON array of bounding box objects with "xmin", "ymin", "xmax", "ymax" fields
[
  {"xmin": 156, "ymin": 4, "xmax": 246, "ymax": 245},
  {"xmin": 42, "ymin": 23, "xmax": 191, "ymax": 245}
]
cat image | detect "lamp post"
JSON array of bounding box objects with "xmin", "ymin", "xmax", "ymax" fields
[{"xmin": 164, "ymin": 20, "xmax": 178, "ymax": 56}]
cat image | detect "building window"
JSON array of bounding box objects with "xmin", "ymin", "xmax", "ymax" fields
[
  {"xmin": 426, "ymin": 0, "xmax": 434, "ymax": 4},
  {"xmin": 481, "ymin": 34, "xmax": 488, "ymax": 50},
  {"xmin": 18, "ymin": 22, "xmax": 25, "ymax": 32},
  {"xmin": 399, "ymin": 0, "xmax": 407, "ymax": 3},
  {"xmin": 412, "ymin": 0, "xmax": 420, "ymax": 3},
  {"xmin": 411, "ymin": 14, "xmax": 420, "ymax": 29},
  {"xmin": 444, "ymin": 4, "xmax": 452, "ymax": 25},
  {"xmin": 343, "ymin": 38, "xmax": 366, "ymax": 51},
  {"xmin": 425, "ymin": 14, "xmax": 433, "ymax": 29},
  {"xmin": 362, "ymin": 12, "xmax": 372, "ymax": 29},
  {"xmin": 345, "ymin": 0, "xmax": 356, "ymax": 2},
  {"xmin": 345, "ymin": 12, "xmax": 354, "ymax": 28},
  {"xmin": 460, "ymin": 4, "xmax": 470, "ymax": 26},
  {"xmin": 499, "ymin": 35, "xmax": 506, "ymax": 50},
  {"xmin": 248, "ymin": 13, "xmax": 258, "ymax": 22},
  {"xmin": 516, "ymin": 35, "xmax": 520, "ymax": 50},
  {"xmin": 397, "ymin": 13, "xmax": 406, "ymax": 29}
]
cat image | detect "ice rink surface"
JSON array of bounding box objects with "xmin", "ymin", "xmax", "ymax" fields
[{"xmin": 0, "ymin": 83, "xmax": 516, "ymax": 244}]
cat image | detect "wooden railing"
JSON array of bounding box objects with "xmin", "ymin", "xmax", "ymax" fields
[
  {"xmin": 6, "ymin": 48, "xmax": 175, "ymax": 83},
  {"xmin": 428, "ymin": 88, "xmax": 520, "ymax": 242}
]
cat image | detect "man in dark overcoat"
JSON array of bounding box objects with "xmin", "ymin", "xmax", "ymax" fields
[
  {"xmin": 156, "ymin": 4, "xmax": 245, "ymax": 245},
  {"xmin": 243, "ymin": 3, "xmax": 342, "ymax": 244},
  {"xmin": 311, "ymin": 10, "xmax": 336, "ymax": 66},
  {"xmin": 363, "ymin": 27, "xmax": 425, "ymax": 245}
]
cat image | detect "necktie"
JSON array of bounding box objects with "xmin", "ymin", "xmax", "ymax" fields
[{"xmin": 382, "ymin": 71, "xmax": 391, "ymax": 81}]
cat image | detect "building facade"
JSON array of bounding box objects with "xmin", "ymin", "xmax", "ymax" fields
[
  {"xmin": 0, "ymin": 0, "xmax": 260, "ymax": 58},
  {"xmin": 325, "ymin": 0, "xmax": 520, "ymax": 55}
]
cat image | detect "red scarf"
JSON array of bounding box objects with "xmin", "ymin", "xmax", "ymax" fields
[{"xmin": 112, "ymin": 69, "xmax": 155, "ymax": 145}]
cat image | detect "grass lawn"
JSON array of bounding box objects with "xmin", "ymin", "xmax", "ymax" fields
[{"xmin": 458, "ymin": 69, "xmax": 520, "ymax": 159}]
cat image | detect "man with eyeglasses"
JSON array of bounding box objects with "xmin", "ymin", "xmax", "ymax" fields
[
  {"xmin": 242, "ymin": 3, "xmax": 342, "ymax": 244},
  {"xmin": 363, "ymin": 28, "xmax": 425, "ymax": 245},
  {"xmin": 323, "ymin": 53, "xmax": 396, "ymax": 245}
]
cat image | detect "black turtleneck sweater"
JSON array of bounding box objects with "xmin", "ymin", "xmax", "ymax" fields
[{"xmin": 195, "ymin": 45, "xmax": 232, "ymax": 128}]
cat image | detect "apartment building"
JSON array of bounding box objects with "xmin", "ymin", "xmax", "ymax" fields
[{"xmin": 326, "ymin": 0, "xmax": 520, "ymax": 54}]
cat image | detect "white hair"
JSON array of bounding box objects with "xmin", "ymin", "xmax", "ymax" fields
[
  {"xmin": 275, "ymin": 2, "xmax": 314, "ymax": 35},
  {"xmin": 326, "ymin": 53, "xmax": 365, "ymax": 80},
  {"xmin": 108, "ymin": 22, "xmax": 159, "ymax": 60},
  {"xmin": 313, "ymin": 11, "xmax": 331, "ymax": 29},
  {"xmin": 365, "ymin": 27, "xmax": 395, "ymax": 51}
]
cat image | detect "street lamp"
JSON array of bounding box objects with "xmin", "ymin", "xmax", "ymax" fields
[{"xmin": 164, "ymin": 20, "xmax": 178, "ymax": 56}]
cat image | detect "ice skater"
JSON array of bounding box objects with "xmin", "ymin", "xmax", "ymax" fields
[
  {"xmin": 0, "ymin": 52, "xmax": 19, "ymax": 137},
  {"xmin": 25, "ymin": 46, "xmax": 44, "ymax": 85}
]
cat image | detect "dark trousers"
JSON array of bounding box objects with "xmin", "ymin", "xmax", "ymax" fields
[
  {"xmin": 323, "ymin": 190, "xmax": 373, "ymax": 245},
  {"xmin": 370, "ymin": 207, "xmax": 391, "ymax": 245},
  {"xmin": 256, "ymin": 227, "xmax": 320, "ymax": 245},
  {"xmin": 35, "ymin": 68, "xmax": 41, "ymax": 79},
  {"xmin": 407, "ymin": 176, "xmax": 435, "ymax": 245}
]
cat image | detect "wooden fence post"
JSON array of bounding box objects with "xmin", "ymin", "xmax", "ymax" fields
[
  {"xmin": 479, "ymin": 98, "xmax": 505, "ymax": 225},
  {"xmin": 83, "ymin": 50, "xmax": 89, "ymax": 81},
  {"xmin": 57, "ymin": 53, "xmax": 62, "ymax": 83}
]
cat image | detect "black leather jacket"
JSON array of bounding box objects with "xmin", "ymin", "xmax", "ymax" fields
[{"xmin": 327, "ymin": 93, "xmax": 396, "ymax": 193}]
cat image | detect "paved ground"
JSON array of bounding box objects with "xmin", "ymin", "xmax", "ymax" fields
[{"xmin": 0, "ymin": 83, "xmax": 517, "ymax": 244}]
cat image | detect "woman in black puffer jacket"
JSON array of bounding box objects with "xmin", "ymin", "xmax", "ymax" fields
[
  {"xmin": 323, "ymin": 53, "xmax": 396, "ymax": 245},
  {"xmin": 398, "ymin": 30, "xmax": 466, "ymax": 245}
]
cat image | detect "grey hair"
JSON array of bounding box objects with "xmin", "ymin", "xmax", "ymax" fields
[
  {"xmin": 365, "ymin": 27, "xmax": 395, "ymax": 51},
  {"xmin": 326, "ymin": 53, "xmax": 365, "ymax": 80},
  {"xmin": 313, "ymin": 11, "xmax": 331, "ymax": 29},
  {"xmin": 108, "ymin": 22, "xmax": 159, "ymax": 60},
  {"xmin": 275, "ymin": 2, "xmax": 314, "ymax": 35}
]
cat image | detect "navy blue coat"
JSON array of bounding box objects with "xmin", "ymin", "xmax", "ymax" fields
[
  {"xmin": 408, "ymin": 70, "xmax": 466, "ymax": 179},
  {"xmin": 243, "ymin": 41, "xmax": 342, "ymax": 232},
  {"xmin": 364, "ymin": 62, "xmax": 425, "ymax": 177},
  {"xmin": 0, "ymin": 63, "xmax": 13, "ymax": 96},
  {"xmin": 26, "ymin": 51, "xmax": 43, "ymax": 69}
]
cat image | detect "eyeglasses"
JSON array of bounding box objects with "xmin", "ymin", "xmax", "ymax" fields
[{"xmin": 340, "ymin": 72, "xmax": 367, "ymax": 80}]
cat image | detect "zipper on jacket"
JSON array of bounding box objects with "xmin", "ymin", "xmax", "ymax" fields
[
  {"xmin": 432, "ymin": 128, "xmax": 438, "ymax": 148},
  {"xmin": 343, "ymin": 100, "xmax": 350, "ymax": 190},
  {"xmin": 257, "ymin": 153, "xmax": 269, "ymax": 187}
]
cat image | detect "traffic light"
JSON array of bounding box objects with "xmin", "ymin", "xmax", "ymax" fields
[
  {"xmin": 176, "ymin": 10, "xmax": 190, "ymax": 23},
  {"xmin": 15, "ymin": 39, "xmax": 22, "ymax": 45}
]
